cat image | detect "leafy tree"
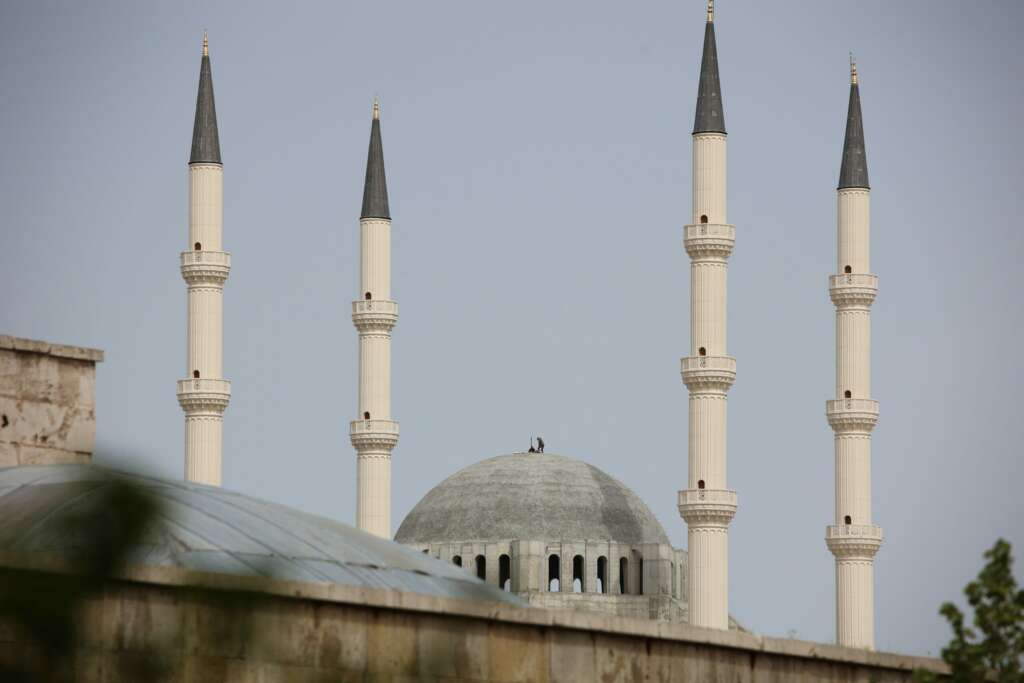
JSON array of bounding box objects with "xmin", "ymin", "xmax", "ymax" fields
[{"xmin": 916, "ymin": 539, "xmax": 1024, "ymax": 682}]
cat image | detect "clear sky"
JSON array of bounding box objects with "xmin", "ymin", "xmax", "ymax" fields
[{"xmin": 2, "ymin": 0, "xmax": 1022, "ymax": 657}]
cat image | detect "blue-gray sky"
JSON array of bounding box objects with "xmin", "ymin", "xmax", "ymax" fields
[{"xmin": 2, "ymin": 0, "xmax": 1022, "ymax": 657}]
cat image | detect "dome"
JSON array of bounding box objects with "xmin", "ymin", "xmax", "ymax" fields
[
  {"xmin": 395, "ymin": 453, "xmax": 671, "ymax": 546},
  {"xmin": 0, "ymin": 465, "xmax": 521, "ymax": 605}
]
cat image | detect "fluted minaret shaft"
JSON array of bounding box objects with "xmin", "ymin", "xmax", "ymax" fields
[
  {"xmin": 178, "ymin": 34, "xmax": 231, "ymax": 486},
  {"xmin": 350, "ymin": 100, "xmax": 399, "ymax": 538},
  {"xmin": 677, "ymin": 2, "xmax": 737, "ymax": 631},
  {"xmin": 825, "ymin": 58, "xmax": 882, "ymax": 650}
]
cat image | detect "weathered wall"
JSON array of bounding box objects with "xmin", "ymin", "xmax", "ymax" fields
[
  {"xmin": 0, "ymin": 336, "xmax": 103, "ymax": 467},
  {"xmin": 0, "ymin": 555, "xmax": 947, "ymax": 682}
]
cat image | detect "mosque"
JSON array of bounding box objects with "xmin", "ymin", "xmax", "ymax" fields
[{"xmin": 0, "ymin": 3, "xmax": 913, "ymax": 679}]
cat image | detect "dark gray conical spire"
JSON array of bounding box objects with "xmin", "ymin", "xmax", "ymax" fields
[
  {"xmin": 838, "ymin": 58, "xmax": 869, "ymax": 189},
  {"xmin": 360, "ymin": 99, "xmax": 390, "ymax": 220},
  {"xmin": 693, "ymin": 2, "xmax": 726, "ymax": 135},
  {"xmin": 189, "ymin": 33, "xmax": 221, "ymax": 165}
]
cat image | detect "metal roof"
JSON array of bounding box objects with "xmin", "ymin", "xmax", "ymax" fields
[
  {"xmin": 0, "ymin": 465, "xmax": 522, "ymax": 605},
  {"xmin": 838, "ymin": 81, "xmax": 869, "ymax": 189},
  {"xmin": 189, "ymin": 53, "xmax": 222, "ymax": 164},
  {"xmin": 360, "ymin": 115, "xmax": 390, "ymax": 219},
  {"xmin": 693, "ymin": 19, "xmax": 726, "ymax": 135}
]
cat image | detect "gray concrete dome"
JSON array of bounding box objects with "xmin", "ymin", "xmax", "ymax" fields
[{"xmin": 395, "ymin": 453, "xmax": 671, "ymax": 546}]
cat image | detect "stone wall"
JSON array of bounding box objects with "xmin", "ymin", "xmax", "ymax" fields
[
  {"xmin": 0, "ymin": 553, "xmax": 948, "ymax": 682},
  {"xmin": 0, "ymin": 336, "xmax": 103, "ymax": 467}
]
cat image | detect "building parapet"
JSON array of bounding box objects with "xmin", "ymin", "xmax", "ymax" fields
[
  {"xmin": 680, "ymin": 355, "xmax": 736, "ymax": 392},
  {"xmin": 826, "ymin": 398, "xmax": 879, "ymax": 432},
  {"xmin": 829, "ymin": 273, "xmax": 878, "ymax": 308},
  {"xmin": 349, "ymin": 418, "xmax": 399, "ymax": 451},
  {"xmin": 683, "ymin": 223, "xmax": 735, "ymax": 260}
]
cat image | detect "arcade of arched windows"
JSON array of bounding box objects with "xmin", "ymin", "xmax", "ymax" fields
[{"xmin": 411, "ymin": 541, "xmax": 684, "ymax": 599}]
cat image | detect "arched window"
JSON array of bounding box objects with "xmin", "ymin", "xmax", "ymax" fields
[
  {"xmin": 193, "ymin": 370, "xmax": 200, "ymax": 379},
  {"xmin": 365, "ymin": 292, "xmax": 372, "ymax": 300},
  {"xmin": 363, "ymin": 411, "xmax": 371, "ymax": 420},
  {"xmin": 844, "ymin": 515, "xmax": 852, "ymax": 525},
  {"xmin": 548, "ymin": 554, "xmax": 560, "ymax": 592},
  {"xmin": 698, "ymin": 347, "xmax": 707, "ymax": 357},
  {"xmin": 452, "ymin": 555, "xmax": 462, "ymax": 567},
  {"xmin": 572, "ymin": 555, "xmax": 585, "ymax": 593},
  {"xmin": 844, "ymin": 390, "xmax": 852, "ymax": 399},
  {"xmin": 194, "ymin": 242, "xmax": 202, "ymax": 251},
  {"xmin": 844, "ymin": 265, "xmax": 852, "ymax": 274},
  {"xmin": 697, "ymin": 479, "xmax": 706, "ymax": 490},
  {"xmin": 597, "ymin": 556, "xmax": 607, "ymax": 594},
  {"xmin": 475, "ymin": 555, "xmax": 486, "ymax": 580},
  {"xmin": 499, "ymin": 554, "xmax": 511, "ymax": 591},
  {"xmin": 700, "ymin": 215, "xmax": 709, "ymax": 224},
  {"xmin": 619, "ymin": 557, "xmax": 628, "ymax": 595},
  {"xmin": 638, "ymin": 557, "xmax": 644, "ymax": 595}
]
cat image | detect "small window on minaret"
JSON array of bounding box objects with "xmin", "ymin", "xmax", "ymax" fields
[
  {"xmin": 194, "ymin": 242, "xmax": 201, "ymax": 251},
  {"xmin": 844, "ymin": 515, "xmax": 852, "ymax": 525},
  {"xmin": 844, "ymin": 265, "xmax": 852, "ymax": 274},
  {"xmin": 700, "ymin": 215, "xmax": 708, "ymax": 224},
  {"xmin": 363, "ymin": 411, "xmax": 371, "ymax": 420},
  {"xmin": 698, "ymin": 347, "xmax": 707, "ymax": 357},
  {"xmin": 193, "ymin": 370, "xmax": 200, "ymax": 379},
  {"xmin": 697, "ymin": 480, "xmax": 705, "ymax": 489},
  {"xmin": 365, "ymin": 292, "xmax": 372, "ymax": 300},
  {"xmin": 844, "ymin": 390, "xmax": 852, "ymax": 399}
]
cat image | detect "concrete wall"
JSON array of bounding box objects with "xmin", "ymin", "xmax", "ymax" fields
[
  {"xmin": 0, "ymin": 336, "xmax": 103, "ymax": 467},
  {"xmin": 0, "ymin": 553, "xmax": 947, "ymax": 682}
]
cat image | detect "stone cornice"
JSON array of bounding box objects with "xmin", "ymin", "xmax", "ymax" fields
[
  {"xmin": 181, "ymin": 250, "xmax": 230, "ymax": 287},
  {"xmin": 830, "ymin": 273, "xmax": 878, "ymax": 309},
  {"xmin": 177, "ymin": 378, "xmax": 231, "ymax": 413},
  {"xmin": 826, "ymin": 399, "xmax": 879, "ymax": 433},
  {"xmin": 681, "ymin": 355, "xmax": 736, "ymax": 393},
  {"xmin": 826, "ymin": 524, "xmax": 883, "ymax": 559},
  {"xmin": 349, "ymin": 418, "xmax": 399, "ymax": 451},
  {"xmin": 684, "ymin": 223, "xmax": 735, "ymax": 261},
  {"xmin": 352, "ymin": 299, "xmax": 398, "ymax": 333},
  {"xmin": 678, "ymin": 489, "xmax": 737, "ymax": 526}
]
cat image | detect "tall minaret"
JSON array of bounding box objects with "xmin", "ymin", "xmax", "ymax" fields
[
  {"xmin": 825, "ymin": 55, "xmax": 882, "ymax": 650},
  {"xmin": 177, "ymin": 32, "xmax": 231, "ymax": 486},
  {"xmin": 350, "ymin": 99, "xmax": 399, "ymax": 538},
  {"xmin": 677, "ymin": 0, "xmax": 737, "ymax": 631}
]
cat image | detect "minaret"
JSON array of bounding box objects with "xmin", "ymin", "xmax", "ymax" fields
[
  {"xmin": 350, "ymin": 99, "xmax": 399, "ymax": 538},
  {"xmin": 177, "ymin": 32, "xmax": 231, "ymax": 486},
  {"xmin": 825, "ymin": 55, "xmax": 882, "ymax": 650},
  {"xmin": 677, "ymin": 0, "xmax": 737, "ymax": 631}
]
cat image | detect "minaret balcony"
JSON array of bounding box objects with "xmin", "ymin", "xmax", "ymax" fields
[
  {"xmin": 826, "ymin": 524, "xmax": 883, "ymax": 559},
  {"xmin": 349, "ymin": 418, "xmax": 400, "ymax": 451},
  {"xmin": 683, "ymin": 223, "xmax": 735, "ymax": 260},
  {"xmin": 677, "ymin": 488, "xmax": 737, "ymax": 526},
  {"xmin": 829, "ymin": 273, "xmax": 878, "ymax": 308},
  {"xmin": 176, "ymin": 378, "xmax": 231, "ymax": 413},
  {"xmin": 352, "ymin": 299, "xmax": 398, "ymax": 333},
  {"xmin": 180, "ymin": 250, "xmax": 231, "ymax": 286},
  {"xmin": 680, "ymin": 355, "xmax": 736, "ymax": 392},
  {"xmin": 826, "ymin": 398, "xmax": 879, "ymax": 432}
]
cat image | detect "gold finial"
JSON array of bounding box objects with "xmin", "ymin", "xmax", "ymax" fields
[
  {"xmin": 202, "ymin": 30, "xmax": 209, "ymax": 57},
  {"xmin": 372, "ymin": 97, "xmax": 380, "ymax": 120},
  {"xmin": 850, "ymin": 51, "xmax": 858, "ymax": 84},
  {"xmin": 707, "ymin": 0, "xmax": 714, "ymax": 21}
]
